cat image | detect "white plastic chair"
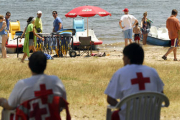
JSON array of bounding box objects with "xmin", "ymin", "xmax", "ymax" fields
[
  {"xmin": 149, "ymin": 26, "xmax": 158, "ymax": 38},
  {"xmin": 1, "ymin": 109, "xmax": 16, "ymax": 120},
  {"xmin": 106, "ymin": 92, "xmax": 169, "ymax": 120},
  {"xmin": 1, "ymin": 95, "xmax": 71, "ymax": 120}
]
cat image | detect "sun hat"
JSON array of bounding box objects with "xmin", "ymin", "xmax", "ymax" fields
[
  {"xmin": 37, "ymin": 11, "xmax": 42, "ymax": 14},
  {"xmin": 123, "ymin": 8, "xmax": 129, "ymax": 12}
]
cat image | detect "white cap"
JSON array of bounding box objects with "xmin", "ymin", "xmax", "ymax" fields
[
  {"xmin": 37, "ymin": 11, "xmax": 42, "ymax": 14},
  {"xmin": 31, "ymin": 18, "xmax": 36, "ymax": 23}
]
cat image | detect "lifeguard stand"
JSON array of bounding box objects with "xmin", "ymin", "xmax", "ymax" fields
[{"xmin": 9, "ymin": 21, "xmax": 21, "ymax": 39}]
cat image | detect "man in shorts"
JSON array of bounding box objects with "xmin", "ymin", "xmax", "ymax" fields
[
  {"xmin": 119, "ymin": 8, "xmax": 138, "ymax": 46},
  {"xmin": 105, "ymin": 43, "xmax": 164, "ymax": 120},
  {"xmin": 162, "ymin": 9, "xmax": 180, "ymax": 61},
  {"xmin": 133, "ymin": 22, "xmax": 141, "ymax": 44}
]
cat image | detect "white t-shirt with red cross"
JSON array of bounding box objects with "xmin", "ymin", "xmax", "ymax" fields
[
  {"xmin": 120, "ymin": 14, "xmax": 137, "ymax": 30},
  {"xmin": 8, "ymin": 74, "xmax": 66, "ymax": 108},
  {"xmin": 105, "ymin": 64, "xmax": 164, "ymax": 120}
]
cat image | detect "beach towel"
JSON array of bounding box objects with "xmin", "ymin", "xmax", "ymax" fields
[{"xmin": 44, "ymin": 53, "xmax": 53, "ymax": 60}]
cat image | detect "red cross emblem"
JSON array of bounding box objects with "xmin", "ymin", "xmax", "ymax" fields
[
  {"xmin": 29, "ymin": 99, "xmax": 50, "ymax": 120},
  {"xmin": 131, "ymin": 73, "xmax": 150, "ymax": 90},
  {"xmin": 34, "ymin": 84, "xmax": 53, "ymax": 104},
  {"xmin": 34, "ymin": 84, "xmax": 53, "ymax": 97}
]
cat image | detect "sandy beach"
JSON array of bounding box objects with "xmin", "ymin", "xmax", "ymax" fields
[
  {"xmin": 0, "ymin": 42, "xmax": 180, "ymax": 120},
  {"xmin": 5, "ymin": 42, "xmax": 180, "ymax": 63}
]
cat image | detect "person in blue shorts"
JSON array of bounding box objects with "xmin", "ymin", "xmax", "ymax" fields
[
  {"xmin": 52, "ymin": 11, "xmax": 63, "ymax": 56},
  {"xmin": 119, "ymin": 8, "xmax": 138, "ymax": 46},
  {"xmin": 0, "ymin": 15, "xmax": 8, "ymax": 58}
]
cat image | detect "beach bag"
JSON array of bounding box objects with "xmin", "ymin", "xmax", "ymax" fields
[
  {"xmin": 44, "ymin": 53, "xmax": 53, "ymax": 60},
  {"xmin": 36, "ymin": 28, "xmax": 41, "ymax": 33}
]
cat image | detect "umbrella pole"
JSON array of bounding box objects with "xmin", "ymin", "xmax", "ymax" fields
[
  {"xmin": 87, "ymin": 17, "xmax": 92, "ymax": 55},
  {"xmin": 87, "ymin": 17, "xmax": 88, "ymax": 36}
]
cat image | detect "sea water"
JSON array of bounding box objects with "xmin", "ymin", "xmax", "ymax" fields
[{"xmin": 0, "ymin": 0, "xmax": 180, "ymax": 44}]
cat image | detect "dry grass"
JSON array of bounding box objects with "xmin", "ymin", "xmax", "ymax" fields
[{"xmin": 0, "ymin": 45, "xmax": 180, "ymax": 120}]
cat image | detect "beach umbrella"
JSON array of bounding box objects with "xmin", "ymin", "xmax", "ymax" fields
[{"xmin": 65, "ymin": 5, "xmax": 111, "ymax": 36}]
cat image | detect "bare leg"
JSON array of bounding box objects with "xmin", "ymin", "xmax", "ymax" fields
[
  {"xmin": 1, "ymin": 35, "xmax": 8, "ymax": 58},
  {"xmin": 143, "ymin": 33, "xmax": 148, "ymax": 45},
  {"xmin": 32, "ymin": 46, "xmax": 36, "ymax": 52},
  {"xmin": 173, "ymin": 47, "xmax": 177, "ymax": 60},
  {"xmin": 21, "ymin": 53, "xmax": 27, "ymax": 62},
  {"xmin": 21, "ymin": 46, "xmax": 33, "ymax": 62},
  {"xmin": 129, "ymin": 39, "xmax": 132, "ymax": 44},
  {"xmin": 164, "ymin": 47, "xmax": 176, "ymax": 57},
  {"xmin": 124, "ymin": 39, "xmax": 128, "ymax": 46}
]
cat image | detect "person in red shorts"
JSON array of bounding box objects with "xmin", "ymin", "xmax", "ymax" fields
[
  {"xmin": 133, "ymin": 22, "xmax": 141, "ymax": 44},
  {"xmin": 162, "ymin": 9, "xmax": 180, "ymax": 61}
]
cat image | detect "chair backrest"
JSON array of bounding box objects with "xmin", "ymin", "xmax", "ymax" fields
[
  {"xmin": 73, "ymin": 19, "xmax": 84, "ymax": 32},
  {"xmin": 1, "ymin": 109, "xmax": 15, "ymax": 120},
  {"xmin": 15, "ymin": 95, "xmax": 70, "ymax": 120},
  {"xmin": 150, "ymin": 26, "xmax": 158, "ymax": 37},
  {"xmin": 9, "ymin": 21, "xmax": 21, "ymax": 39},
  {"xmin": 79, "ymin": 36, "xmax": 91, "ymax": 46},
  {"xmin": 109, "ymin": 92, "xmax": 169, "ymax": 120}
]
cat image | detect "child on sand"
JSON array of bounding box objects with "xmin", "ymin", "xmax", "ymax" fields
[{"xmin": 133, "ymin": 22, "xmax": 141, "ymax": 44}]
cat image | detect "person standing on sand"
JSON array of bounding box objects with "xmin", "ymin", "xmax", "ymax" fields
[
  {"xmin": 119, "ymin": 8, "xmax": 138, "ymax": 46},
  {"xmin": 35, "ymin": 11, "xmax": 43, "ymax": 33},
  {"xmin": 21, "ymin": 17, "xmax": 44, "ymax": 62},
  {"xmin": 133, "ymin": 22, "xmax": 141, "ymax": 44},
  {"xmin": 52, "ymin": 11, "xmax": 63, "ymax": 56},
  {"xmin": 0, "ymin": 15, "xmax": 8, "ymax": 58},
  {"xmin": 141, "ymin": 12, "xmax": 151, "ymax": 45},
  {"xmin": 162, "ymin": 9, "xmax": 180, "ymax": 61},
  {"xmin": 35, "ymin": 11, "xmax": 43, "ymax": 44}
]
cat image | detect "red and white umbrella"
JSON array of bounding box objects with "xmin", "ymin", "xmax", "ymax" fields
[{"xmin": 65, "ymin": 5, "xmax": 111, "ymax": 35}]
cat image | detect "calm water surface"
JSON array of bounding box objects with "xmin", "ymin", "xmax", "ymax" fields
[{"xmin": 0, "ymin": 0, "xmax": 180, "ymax": 44}]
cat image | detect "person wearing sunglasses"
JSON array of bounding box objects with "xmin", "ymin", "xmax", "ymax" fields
[
  {"xmin": 5, "ymin": 11, "xmax": 11, "ymax": 33},
  {"xmin": 52, "ymin": 11, "xmax": 63, "ymax": 32}
]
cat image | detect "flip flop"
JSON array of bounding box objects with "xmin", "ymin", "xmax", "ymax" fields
[
  {"xmin": 174, "ymin": 58, "xmax": 178, "ymax": 61},
  {"xmin": 162, "ymin": 56, "xmax": 167, "ymax": 60}
]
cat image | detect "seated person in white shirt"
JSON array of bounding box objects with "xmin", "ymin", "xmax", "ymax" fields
[
  {"xmin": 0, "ymin": 51, "xmax": 66, "ymax": 110},
  {"xmin": 104, "ymin": 43, "xmax": 164, "ymax": 120}
]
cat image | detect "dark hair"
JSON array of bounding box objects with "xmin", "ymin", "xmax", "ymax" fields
[
  {"xmin": 123, "ymin": 43, "xmax": 144, "ymax": 64},
  {"xmin": 52, "ymin": 11, "xmax": 57, "ymax": 14},
  {"xmin": 6, "ymin": 11, "xmax": 11, "ymax": 15},
  {"xmin": 27, "ymin": 17, "xmax": 34, "ymax": 23},
  {"xmin": 172, "ymin": 9, "xmax": 178, "ymax": 15},
  {"xmin": 29, "ymin": 51, "xmax": 47, "ymax": 74},
  {"xmin": 136, "ymin": 22, "xmax": 138, "ymax": 26}
]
